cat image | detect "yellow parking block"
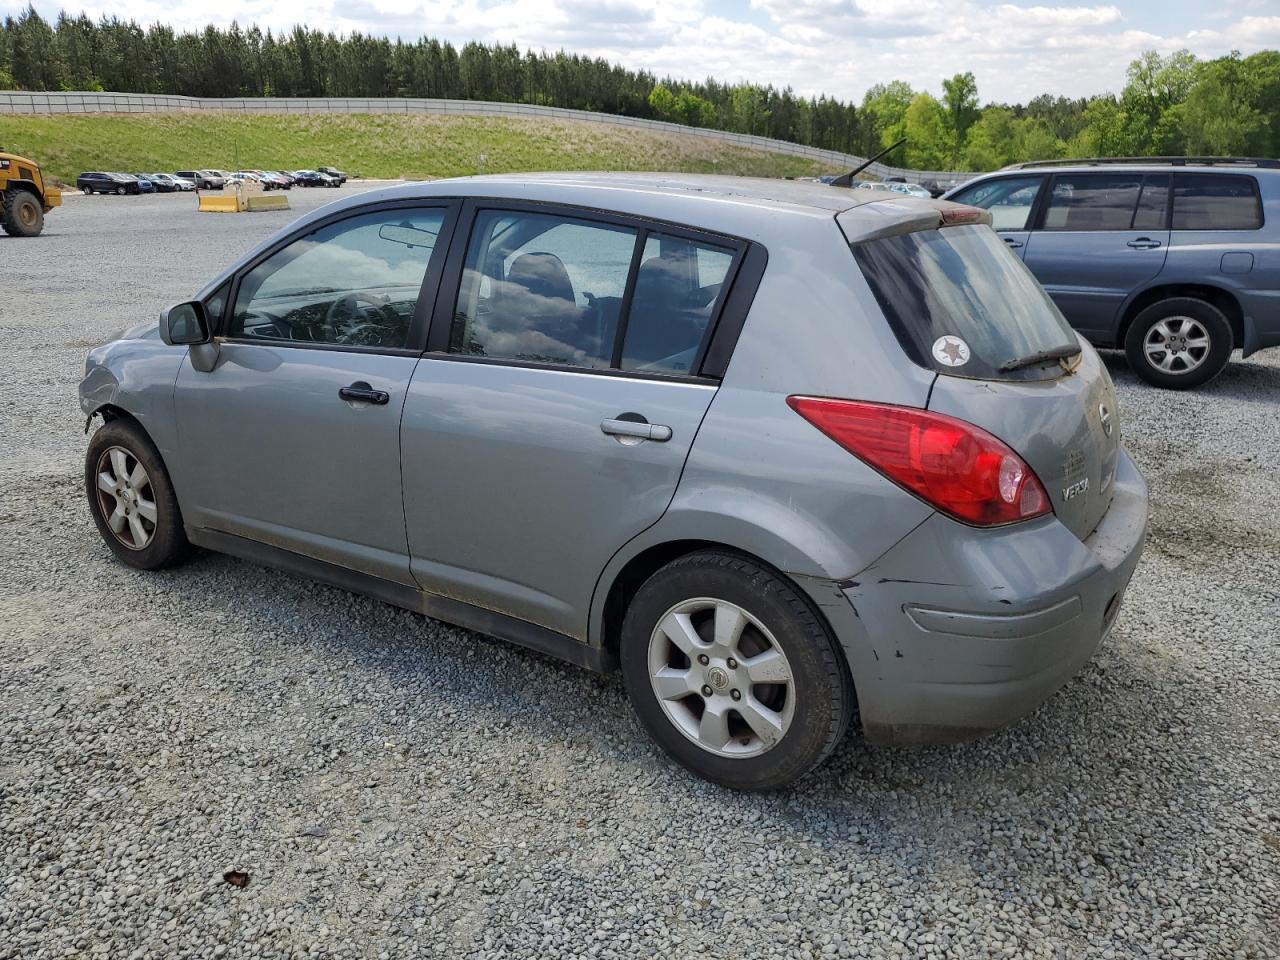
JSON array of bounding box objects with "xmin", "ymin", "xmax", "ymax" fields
[
  {"xmin": 198, "ymin": 194, "xmax": 243, "ymax": 213},
  {"xmin": 247, "ymin": 194, "xmax": 290, "ymax": 211}
]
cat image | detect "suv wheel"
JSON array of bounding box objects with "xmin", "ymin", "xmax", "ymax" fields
[
  {"xmin": 86, "ymin": 419, "xmax": 192, "ymax": 570},
  {"xmin": 2, "ymin": 189, "xmax": 43, "ymax": 237},
  {"xmin": 620, "ymin": 552, "xmax": 853, "ymax": 790},
  {"xmin": 1124, "ymin": 297, "xmax": 1232, "ymax": 389}
]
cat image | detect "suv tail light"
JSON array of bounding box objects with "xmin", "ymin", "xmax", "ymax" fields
[{"xmin": 786, "ymin": 396, "xmax": 1051, "ymax": 527}]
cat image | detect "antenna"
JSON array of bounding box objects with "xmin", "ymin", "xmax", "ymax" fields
[{"xmin": 829, "ymin": 138, "xmax": 907, "ymax": 188}]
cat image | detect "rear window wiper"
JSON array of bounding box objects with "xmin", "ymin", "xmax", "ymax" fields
[{"xmin": 1000, "ymin": 344, "xmax": 1081, "ymax": 372}]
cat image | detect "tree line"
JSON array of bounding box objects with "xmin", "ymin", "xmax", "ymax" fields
[{"xmin": 2, "ymin": 7, "xmax": 1277, "ymax": 171}]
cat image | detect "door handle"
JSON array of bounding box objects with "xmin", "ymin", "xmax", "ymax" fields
[
  {"xmin": 1003, "ymin": 237, "xmax": 1024, "ymax": 249},
  {"xmin": 1127, "ymin": 238, "xmax": 1162, "ymax": 249},
  {"xmin": 339, "ymin": 382, "xmax": 390, "ymax": 405},
  {"xmin": 601, "ymin": 418, "xmax": 672, "ymax": 442}
]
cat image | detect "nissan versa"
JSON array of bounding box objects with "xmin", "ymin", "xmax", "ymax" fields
[{"xmin": 79, "ymin": 174, "xmax": 1148, "ymax": 789}]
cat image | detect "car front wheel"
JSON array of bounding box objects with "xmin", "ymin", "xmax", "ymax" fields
[
  {"xmin": 620, "ymin": 552, "xmax": 853, "ymax": 790},
  {"xmin": 1124, "ymin": 297, "xmax": 1232, "ymax": 389},
  {"xmin": 86, "ymin": 419, "xmax": 191, "ymax": 570}
]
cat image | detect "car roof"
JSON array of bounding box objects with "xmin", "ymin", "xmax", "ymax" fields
[{"xmin": 325, "ymin": 172, "xmax": 952, "ymax": 241}]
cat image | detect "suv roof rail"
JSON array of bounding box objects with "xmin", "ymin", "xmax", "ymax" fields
[{"xmin": 1002, "ymin": 156, "xmax": 1280, "ymax": 170}]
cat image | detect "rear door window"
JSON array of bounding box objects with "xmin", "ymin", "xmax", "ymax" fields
[
  {"xmin": 851, "ymin": 224, "xmax": 1079, "ymax": 381},
  {"xmin": 621, "ymin": 233, "xmax": 735, "ymax": 376},
  {"xmin": 1172, "ymin": 174, "xmax": 1263, "ymax": 230},
  {"xmin": 447, "ymin": 208, "xmax": 739, "ymax": 377},
  {"xmin": 947, "ymin": 176, "xmax": 1044, "ymax": 230},
  {"xmin": 1041, "ymin": 174, "xmax": 1143, "ymax": 231}
]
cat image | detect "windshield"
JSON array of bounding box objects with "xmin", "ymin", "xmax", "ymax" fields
[{"xmin": 851, "ymin": 224, "xmax": 1079, "ymax": 381}]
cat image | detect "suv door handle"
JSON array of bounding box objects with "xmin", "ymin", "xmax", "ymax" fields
[
  {"xmin": 1127, "ymin": 238, "xmax": 1162, "ymax": 249},
  {"xmin": 601, "ymin": 417, "xmax": 672, "ymax": 442},
  {"xmin": 1003, "ymin": 237, "xmax": 1024, "ymax": 249},
  {"xmin": 339, "ymin": 382, "xmax": 390, "ymax": 405}
]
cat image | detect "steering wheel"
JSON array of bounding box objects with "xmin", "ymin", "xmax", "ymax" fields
[{"xmin": 325, "ymin": 291, "xmax": 396, "ymax": 327}]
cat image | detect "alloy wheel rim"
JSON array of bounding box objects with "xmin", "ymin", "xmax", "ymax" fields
[
  {"xmin": 647, "ymin": 597, "xmax": 796, "ymax": 759},
  {"xmin": 1144, "ymin": 316, "xmax": 1209, "ymax": 374},
  {"xmin": 94, "ymin": 446, "xmax": 157, "ymax": 550},
  {"xmin": 18, "ymin": 201, "xmax": 37, "ymax": 227}
]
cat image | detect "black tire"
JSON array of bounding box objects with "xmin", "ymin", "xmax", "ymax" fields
[
  {"xmin": 620, "ymin": 552, "xmax": 853, "ymax": 790},
  {"xmin": 1124, "ymin": 297, "xmax": 1232, "ymax": 389},
  {"xmin": 85, "ymin": 418, "xmax": 192, "ymax": 570},
  {"xmin": 2, "ymin": 189, "xmax": 44, "ymax": 237},
  {"xmin": 82, "ymin": 186, "xmax": 92, "ymax": 195}
]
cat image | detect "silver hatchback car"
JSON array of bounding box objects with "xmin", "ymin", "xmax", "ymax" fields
[{"xmin": 80, "ymin": 174, "xmax": 1148, "ymax": 789}]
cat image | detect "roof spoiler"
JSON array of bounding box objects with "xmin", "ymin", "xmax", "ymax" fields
[{"xmin": 828, "ymin": 139, "xmax": 907, "ymax": 188}]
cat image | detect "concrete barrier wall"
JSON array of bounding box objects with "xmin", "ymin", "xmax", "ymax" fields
[{"xmin": 0, "ymin": 90, "xmax": 976, "ymax": 187}]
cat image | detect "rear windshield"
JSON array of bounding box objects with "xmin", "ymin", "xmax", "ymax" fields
[{"xmin": 851, "ymin": 224, "xmax": 1079, "ymax": 380}]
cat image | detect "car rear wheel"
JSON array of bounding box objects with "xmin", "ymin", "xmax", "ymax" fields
[
  {"xmin": 2, "ymin": 189, "xmax": 43, "ymax": 237},
  {"xmin": 86, "ymin": 419, "xmax": 191, "ymax": 570},
  {"xmin": 1124, "ymin": 297, "xmax": 1232, "ymax": 390},
  {"xmin": 620, "ymin": 552, "xmax": 853, "ymax": 790}
]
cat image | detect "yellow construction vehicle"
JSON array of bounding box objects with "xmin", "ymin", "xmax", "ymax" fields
[{"xmin": 1, "ymin": 150, "xmax": 61, "ymax": 237}]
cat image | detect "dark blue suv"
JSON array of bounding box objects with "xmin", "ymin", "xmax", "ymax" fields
[{"xmin": 944, "ymin": 158, "xmax": 1279, "ymax": 388}]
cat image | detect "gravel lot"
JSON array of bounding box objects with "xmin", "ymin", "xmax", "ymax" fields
[{"xmin": 2, "ymin": 187, "xmax": 1278, "ymax": 960}]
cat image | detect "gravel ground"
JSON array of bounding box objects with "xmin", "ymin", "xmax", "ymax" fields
[{"xmin": 2, "ymin": 188, "xmax": 1278, "ymax": 960}]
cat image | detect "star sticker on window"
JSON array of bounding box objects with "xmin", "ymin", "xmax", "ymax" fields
[{"xmin": 941, "ymin": 341, "xmax": 964, "ymax": 363}]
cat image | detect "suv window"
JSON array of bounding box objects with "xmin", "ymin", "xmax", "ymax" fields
[
  {"xmin": 448, "ymin": 209, "xmax": 737, "ymax": 376},
  {"xmin": 949, "ymin": 176, "xmax": 1043, "ymax": 230},
  {"xmin": 1172, "ymin": 174, "xmax": 1263, "ymax": 230},
  {"xmin": 230, "ymin": 207, "xmax": 445, "ymax": 349},
  {"xmin": 1042, "ymin": 174, "xmax": 1143, "ymax": 231},
  {"xmin": 852, "ymin": 224, "xmax": 1078, "ymax": 381}
]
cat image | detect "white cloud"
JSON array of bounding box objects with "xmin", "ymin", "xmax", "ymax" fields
[{"xmin": 4, "ymin": 0, "xmax": 1278, "ymax": 103}]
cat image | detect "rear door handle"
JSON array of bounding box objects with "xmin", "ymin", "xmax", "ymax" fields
[
  {"xmin": 1003, "ymin": 237, "xmax": 1024, "ymax": 249},
  {"xmin": 601, "ymin": 418, "xmax": 672, "ymax": 442},
  {"xmin": 1127, "ymin": 238, "xmax": 1162, "ymax": 249},
  {"xmin": 339, "ymin": 381, "xmax": 390, "ymax": 405}
]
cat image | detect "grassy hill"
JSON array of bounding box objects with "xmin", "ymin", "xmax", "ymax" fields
[{"xmin": 0, "ymin": 112, "xmax": 843, "ymax": 184}]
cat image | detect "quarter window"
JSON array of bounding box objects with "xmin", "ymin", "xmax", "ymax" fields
[
  {"xmin": 1172, "ymin": 174, "xmax": 1263, "ymax": 230},
  {"xmin": 448, "ymin": 209, "xmax": 737, "ymax": 376},
  {"xmin": 1042, "ymin": 174, "xmax": 1143, "ymax": 231},
  {"xmin": 948, "ymin": 176, "xmax": 1043, "ymax": 231},
  {"xmin": 230, "ymin": 208, "xmax": 446, "ymax": 349}
]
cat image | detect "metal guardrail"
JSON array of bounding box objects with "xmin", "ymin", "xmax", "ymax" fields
[{"xmin": 0, "ymin": 91, "xmax": 976, "ymax": 187}]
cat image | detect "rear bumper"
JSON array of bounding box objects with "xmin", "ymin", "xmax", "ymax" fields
[{"xmin": 800, "ymin": 448, "xmax": 1148, "ymax": 745}]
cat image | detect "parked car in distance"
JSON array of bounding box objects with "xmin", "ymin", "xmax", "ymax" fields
[
  {"xmin": 138, "ymin": 174, "xmax": 175, "ymax": 193},
  {"xmin": 150, "ymin": 173, "xmax": 193, "ymax": 192},
  {"xmin": 854, "ymin": 180, "xmax": 894, "ymax": 192},
  {"xmin": 293, "ymin": 169, "xmax": 340, "ymax": 188},
  {"xmin": 79, "ymin": 173, "xmax": 1147, "ymax": 790},
  {"xmin": 887, "ymin": 181, "xmax": 933, "ymax": 199},
  {"xmin": 318, "ymin": 165, "xmax": 347, "ymax": 184},
  {"xmin": 132, "ymin": 174, "xmax": 155, "ymax": 194},
  {"xmin": 175, "ymin": 170, "xmax": 226, "ymax": 189},
  {"xmin": 77, "ymin": 172, "xmax": 123, "ymax": 195},
  {"xmin": 77, "ymin": 172, "xmax": 141, "ymax": 195},
  {"xmin": 263, "ymin": 170, "xmax": 295, "ymax": 187},
  {"xmin": 943, "ymin": 157, "xmax": 1280, "ymax": 388}
]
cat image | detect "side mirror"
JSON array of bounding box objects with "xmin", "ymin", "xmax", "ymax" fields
[{"xmin": 159, "ymin": 301, "xmax": 210, "ymax": 346}]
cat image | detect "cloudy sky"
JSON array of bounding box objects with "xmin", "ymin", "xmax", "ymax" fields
[{"xmin": 7, "ymin": 0, "xmax": 1280, "ymax": 104}]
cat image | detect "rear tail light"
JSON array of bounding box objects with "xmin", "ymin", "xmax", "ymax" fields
[{"xmin": 786, "ymin": 396, "xmax": 1051, "ymax": 527}]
